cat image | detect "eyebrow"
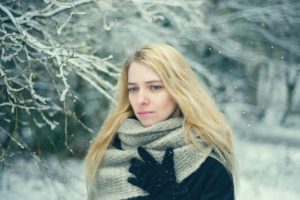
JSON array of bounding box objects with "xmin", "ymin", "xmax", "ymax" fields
[{"xmin": 128, "ymin": 80, "xmax": 162, "ymax": 85}]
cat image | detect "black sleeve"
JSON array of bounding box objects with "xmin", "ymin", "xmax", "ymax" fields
[
  {"xmin": 112, "ymin": 135, "xmax": 123, "ymax": 150},
  {"xmin": 181, "ymin": 156, "xmax": 235, "ymax": 200}
]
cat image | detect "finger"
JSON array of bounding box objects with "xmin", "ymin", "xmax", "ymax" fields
[
  {"xmin": 127, "ymin": 177, "xmax": 140, "ymax": 187},
  {"xmin": 129, "ymin": 164, "xmax": 143, "ymax": 176},
  {"xmin": 130, "ymin": 158, "xmax": 144, "ymax": 167},
  {"xmin": 162, "ymin": 147, "xmax": 174, "ymax": 166},
  {"xmin": 138, "ymin": 146, "xmax": 157, "ymax": 165},
  {"xmin": 128, "ymin": 177, "xmax": 146, "ymax": 190}
]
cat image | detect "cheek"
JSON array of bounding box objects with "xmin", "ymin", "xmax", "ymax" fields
[
  {"xmin": 161, "ymin": 95, "xmax": 177, "ymax": 111},
  {"xmin": 167, "ymin": 100, "xmax": 177, "ymax": 111},
  {"xmin": 129, "ymin": 95, "xmax": 141, "ymax": 114},
  {"xmin": 128, "ymin": 95, "xmax": 135, "ymax": 109}
]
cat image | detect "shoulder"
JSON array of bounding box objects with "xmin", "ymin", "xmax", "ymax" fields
[
  {"xmin": 197, "ymin": 156, "xmax": 231, "ymax": 178},
  {"xmin": 199, "ymin": 156, "xmax": 233, "ymax": 185},
  {"xmin": 183, "ymin": 156, "xmax": 233, "ymax": 185},
  {"xmin": 181, "ymin": 156, "xmax": 234, "ymax": 199}
]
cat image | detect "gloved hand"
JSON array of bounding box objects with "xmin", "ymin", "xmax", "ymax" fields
[{"xmin": 127, "ymin": 146, "xmax": 187, "ymax": 199}]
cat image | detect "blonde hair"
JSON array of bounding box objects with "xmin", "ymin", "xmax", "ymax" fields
[{"xmin": 85, "ymin": 43, "xmax": 237, "ymax": 190}]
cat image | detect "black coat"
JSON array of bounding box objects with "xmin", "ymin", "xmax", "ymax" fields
[
  {"xmin": 113, "ymin": 136, "xmax": 234, "ymax": 200},
  {"xmin": 177, "ymin": 156, "xmax": 234, "ymax": 200}
]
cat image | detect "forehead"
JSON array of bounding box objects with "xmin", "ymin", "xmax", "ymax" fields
[{"xmin": 128, "ymin": 62, "xmax": 161, "ymax": 82}]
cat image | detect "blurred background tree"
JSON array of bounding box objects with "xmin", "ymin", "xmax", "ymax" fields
[
  {"xmin": 1, "ymin": 1, "xmax": 300, "ymax": 199},
  {"xmin": 0, "ymin": 0, "xmax": 299, "ymax": 161}
]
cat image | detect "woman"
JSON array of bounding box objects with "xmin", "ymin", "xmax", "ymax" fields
[{"xmin": 85, "ymin": 44, "xmax": 237, "ymax": 200}]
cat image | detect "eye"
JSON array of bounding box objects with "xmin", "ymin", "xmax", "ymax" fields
[
  {"xmin": 128, "ymin": 86, "xmax": 138, "ymax": 93},
  {"xmin": 150, "ymin": 85, "xmax": 163, "ymax": 91}
]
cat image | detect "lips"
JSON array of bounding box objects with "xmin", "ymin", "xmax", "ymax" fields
[{"xmin": 138, "ymin": 111, "xmax": 154, "ymax": 116}]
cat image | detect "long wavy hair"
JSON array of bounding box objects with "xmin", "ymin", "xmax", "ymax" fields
[{"xmin": 85, "ymin": 43, "xmax": 237, "ymax": 191}]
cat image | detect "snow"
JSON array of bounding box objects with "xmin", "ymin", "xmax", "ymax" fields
[
  {"xmin": 236, "ymin": 137, "xmax": 300, "ymax": 200},
  {"xmin": 0, "ymin": 157, "xmax": 86, "ymax": 200},
  {"xmin": 1, "ymin": 135, "xmax": 299, "ymax": 200}
]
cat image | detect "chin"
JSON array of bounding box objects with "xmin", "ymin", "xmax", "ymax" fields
[
  {"xmin": 140, "ymin": 118, "xmax": 169, "ymax": 127},
  {"xmin": 140, "ymin": 119, "xmax": 157, "ymax": 127},
  {"xmin": 141, "ymin": 121, "xmax": 154, "ymax": 127}
]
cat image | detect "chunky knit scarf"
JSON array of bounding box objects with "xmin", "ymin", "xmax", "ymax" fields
[{"xmin": 88, "ymin": 117, "xmax": 212, "ymax": 200}]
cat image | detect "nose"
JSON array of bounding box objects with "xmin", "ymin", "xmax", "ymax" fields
[{"xmin": 137, "ymin": 90, "xmax": 149, "ymax": 105}]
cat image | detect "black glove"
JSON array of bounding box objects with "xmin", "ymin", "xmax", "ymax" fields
[{"xmin": 127, "ymin": 146, "xmax": 187, "ymax": 199}]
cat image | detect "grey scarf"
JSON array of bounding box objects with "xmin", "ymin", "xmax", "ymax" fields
[{"xmin": 88, "ymin": 117, "xmax": 212, "ymax": 200}]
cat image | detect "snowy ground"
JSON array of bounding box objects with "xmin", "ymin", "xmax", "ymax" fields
[
  {"xmin": 235, "ymin": 136, "xmax": 300, "ymax": 200},
  {"xmin": 0, "ymin": 156, "xmax": 86, "ymax": 200},
  {"xmin": 1, "ymin": 133, "xmax": 299, "ymax": 200}
]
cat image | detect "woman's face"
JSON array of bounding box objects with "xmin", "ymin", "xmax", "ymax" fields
[{"xmin": 128, "ymin": 61, "xmax": 178, "ymax": 127}]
